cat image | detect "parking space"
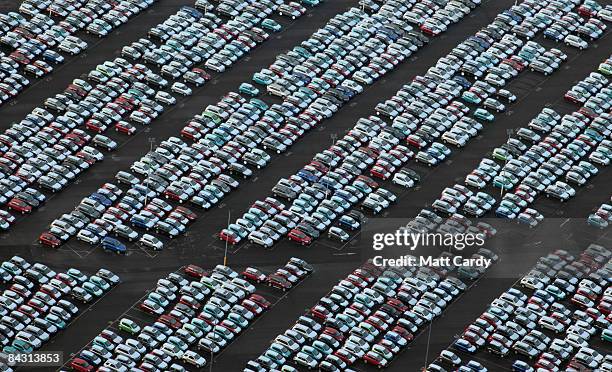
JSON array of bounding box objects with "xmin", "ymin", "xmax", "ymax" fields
[
  {"xmin": 428, "ymin": 243, "xmax": 611, "ymax": 371},
  {"xmin": 0, "ymin": 0, "xmax": 330, "ymax": 241},
  {"xmin": 0, "ymin": 255, "xmax": 119, "ymax": 363},
  {"xmin": 0, "ymin": 0, "xmax": 608, "ymax": 370},
  {"xmin": 59, "ymin": 258, "xmax": 314, "ymax": 371}
]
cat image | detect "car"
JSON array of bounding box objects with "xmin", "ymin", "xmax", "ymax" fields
[
  {"xmin": 139, "ymin": 234, "xmax": 164, "ymax": 250},
  {"xmin": 262, "ymin": 19, "xmax": 282, "ymax": 32},
  {"xmin": 101, "ymin": 237, "xmax": 126, "ymax": 254},
  {"xmin": 171, "ymin": 82, "xmax": 192, "ymax": 96},
  {"xmin": 239, "ymin": 83, "xmax": 259, "ymax": 96},
  {"xmin": 155, "ymin": 91, "xmax": 176, "ymax": 105},
  {"xmin": 39, "ymin": 232, "xmax": 61, "ymax": 248},
  {"xmin": 565, "ymin": 34, "xmax": 588, "ymax": 50},
  {"xmin": 288, "ymin": 229, "xmax": 312, "ymax": 245},
  {"xmin": 118, "ymin": 318, "xmax": 140, "ymax": 335},
  {"xmin": 328, "ymin": 227, "xmax": 350, "ymax": 242},
  {"xmin": 474, "ymin": 108, "xmax": 494, "ymax": 121},
  {"xmin": 182, "ymin": 350, "xmax": 206, "ymax": 367}
]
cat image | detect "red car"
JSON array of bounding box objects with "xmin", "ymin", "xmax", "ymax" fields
[
  {"xmin": 241, "ymin": 299, "xmax": 263, "ymax": 315},
  {"xmin": 369, "ymin": 165, "xmax": 390, "ymax": 180},
  {"xmin": 363, "ymin": 351, "xmax": 387, "ymax": 367},
  {"xmin": 386, "ymin": 298, "xmax": 409, "ymax": 313},
  {"xmin": 598, "ymin": 300, "xmax": 611, "ymax": 315},
  {"xmin": 192, "ymin": 68, "xmax": 211, "ymax": 81},
  {"xmin": 8, "ymin": 198, "xmax": 32, "ymax": 214},
  {"xmin": 9, "ymin": 51, "xmax": 30, "ymax": 65},
  {"xmin": 287, "ymin": 229, "xmax": 312, "ymax": 245},
  {"xmin": 184, "ymin": 264, "xmax": 206, "ymax": 278},
  {"xmin": 157, "ymin": 314, "xmax": 181, "ymax": 330},
  {"xmin": 310, "ymin": 305, "xmax": 330, "ymax": 321},
  {"xmin": 334, "ymin": 348, "xmax": 356, "ymax": 365},
  {"xmin": 249, "ymin": 294, "xmax": 271, "ymax": 309},
  {"xmin": 267, "ymin": 274, "xmax": 291, "ymax": 291},
  {"xmin": 198, "ymin": 312, "xmax": 219, "ymax": 326},
  {"xmin": 70, "ymin": 358, "xmax": 94, "ymax": 372},
  {"xmin": 219, "ymin": 229, "xmax": 239, "ymax": 245},
  {"xmin": 323, "ymin": 327, "xmax": 344, "ymax": 342},
  {"xmin": 85, "ymin": 119, "xmax": 107, "ymax": 133},
  {"xmin": 139, "ymin": 301, "xmax": 160, "ymax": 315},
  {"xmin": 356, "ymin": 175, "xmax": 379, "ymax": 189},
  {"xmin": 39, "ymin": 232, "xmax": 61, "ymax": 248},
  {"xmin": 392, "ymin": 326, "xmax": 414, "ymax": 342},
  {"xmin": 179, "ymin": 295, "xmax": 201, "ymax": 310},
  {"xmin": 242, "ymin": 267, "xmax": 266, "ymax": 283},
  {"xmin": 173, "ymin": 206, "xmax": 197, "ymax": 221},
  {"xmin": 180, "ymin": 126, "xmax": 201, "ymax": 141},
  {"xmin": 115, "ymin": 121, "xmax": 136, "ymax": 135},
  {"xmin": 578, "ymin": 4, "xmax": 596, "ymax": 17}
]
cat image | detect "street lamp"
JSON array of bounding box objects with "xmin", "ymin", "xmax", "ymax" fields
[{"xmin": 223, "ymin": 209, "xmax": 230, "ymax": 266}]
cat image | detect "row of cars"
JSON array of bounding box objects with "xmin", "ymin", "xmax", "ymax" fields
[
  {"xmin": 542, "ymin": 0, "xmax": 608, "ymax": 50},
  {"xmin": 0, "ymin": 0, "xmax": 156, "ymax": 106},
  {"xmin": 0, "ymin": 256, "xmax": 118, "ymax": 366},
  {"xmin": 10, "ymin": 1, "xmax": 273, "ymax": 236},
  {"xmin": 245, "ymin": 251, "xmax": 497, "ymax": 371},
  {"xmin": 31, "ymin": 0, "xmax": 325, "ymax": 244},
  {"xmin": 7, "ymin": 0, "xmax": 292, "ymax": 238},
  {"xmin": 125, "ymin": 0, "xmax": 281, "ymax": 77},
  {"xmin": 228, "ymin": 0, "xmax": 565, "ymax": 249},
  {"xmin": 38, "ymin": 172, "xmax": 200, "ymax": 250},
  {"xmin": 587, "ymin": 194, "xmax": 612, "ymax": 229},
  {"xmin": 426, "ymin": 63, "xmax": 611, "ymax": 227},
  {"xmin": 68, "ymin": 259, "xmax": 312, "ymax": 372},
  {"xmin": 429, "ymin": 244, "xmax": 611, "ymax": 372},
  {"xmin": 38, "ymin": 0, "xmax": 476, "ymax": 247}
]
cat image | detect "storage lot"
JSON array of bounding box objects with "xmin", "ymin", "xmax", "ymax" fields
[{"xmin": 0, "ymin": 0, "xmax": 609, "ymax": 371}]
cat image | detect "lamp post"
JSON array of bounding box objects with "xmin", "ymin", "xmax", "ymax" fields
[{"xmin": 223, "ymin": 209, "xmax": 230, "ymax": 266}]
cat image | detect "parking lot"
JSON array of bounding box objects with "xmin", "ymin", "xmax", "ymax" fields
[{"xmin": 0, "ymin": 0, "xmax": 609, "ymax": 370}]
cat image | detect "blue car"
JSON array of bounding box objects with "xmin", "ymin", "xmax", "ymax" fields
[
  {"xmin": 338, "ymin": 215, "xmax": 360, "ymax": 230},
  {"xmin": 42, "ymin": 50, "xmax": 65, "ymax": 64},
  {"xmin": 544, "ymin": 29, "xmax": 563, "ymax": 41},
  {"xmin": 453, "ymin": 339, "xmax": 476, "ymax": 353},
  {"xmin": 495, "ymin": 206, "xmax": 516, "ymax": 219},
  {"xmin": 79, "ymin": 350, "xmax": 101, "ymax": 366},
  {"xmin": 101, "ymin": 237, "xmax": 126, "ymax": 254},
  {"xmin": 453, "ymin": 76, "xmax": 472, "ymax": 89},
  {"xmin": 297, "ymin": 169, "xmax": 319, "ymax": 183},
  {"xmin": 180, "ymin": 6, "xmax": 202, "ymax": 19},
  {"xmin": 130, "ymin": 215, "xmax": 154, "ymax": 230},
  {"xmin": 512, "ymin": 360, "xmax": 532, "ymax": 372},
  {"xmin": 89, "ymin": 193, "xmax": 112, "ymax": 207}
]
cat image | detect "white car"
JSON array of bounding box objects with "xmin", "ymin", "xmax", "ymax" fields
[
  {"xmin": 58, "ymin": 41, "xmax": 82, "ymax": 55},
  {"xmin": 442, "ymin": 131, "xmax": 468, "ymax": 147},
  {"xmin": 599, "ymin": 7, "xmax": 612, "ymax": 21},
  {"xmin": 564, "ymin": 35, "xmax": 588, "ymax": 50},
  {"xmin": 205, "ymin": 59, "xmax": 226, "ymax": 72},
  {"xmin": 182, "ymin": 350, "xmax": 206, "ymax": 367},
  {"xmin": 465, "ymin": 174, "xmax": 486, "ymax": 189},
  {"xmin": 76, "ymin": 229, "xmax": 100, "ymax": 245},
  {"xmin": 538, "ymin": 316, "xmax": 565, "ymax": 333},
  {"xmin": 248, "ymin": 231, "xmax": 273, "ymax": 248},
  {"xmin": 171, "ymin": 82, "xmax": 192, "ymax": 96},
  {"xmin": 139, "ymin": 234, "xmax": 163, "ymax": 250},
  {"xmin": 155, "ymin": 91, "xmax": 176, "ymax": 105},
  {"xmin": 130, "ymin": 111, "xmax": 152, "ymax": 125},
  {"xmin": 392, "ymin": 172, "xmax": 415, "ymax": 188}
]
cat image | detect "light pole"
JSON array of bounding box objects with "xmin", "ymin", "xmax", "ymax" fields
[
  {"xmin": 223, "ymin": 209, "xmax": 230, "ymax": 266},
  {"xmin": 145, "ymin": 139, "xmax": 154, "ymax": 206},
  {"xmin": 209, "ymin": 350, "xmax": 214, "ymax": 372}
]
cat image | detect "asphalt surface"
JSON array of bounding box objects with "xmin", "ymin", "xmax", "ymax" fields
[{"xmin": 0, "ymin": 0, "xmax": 610, "ymax": 370}]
